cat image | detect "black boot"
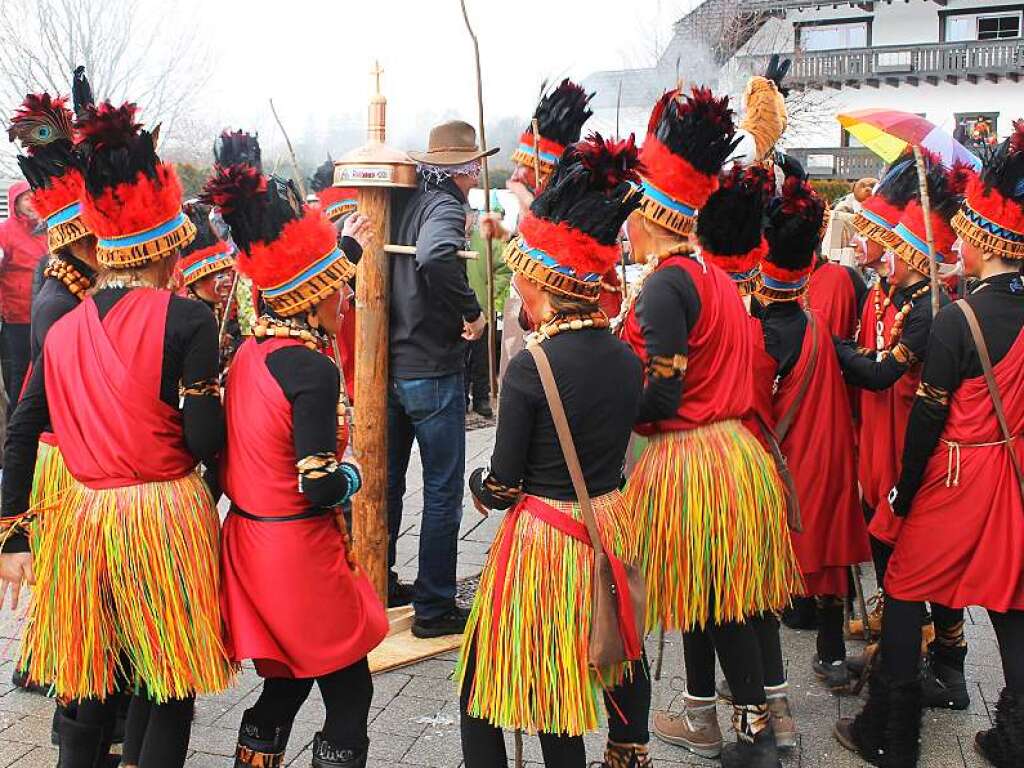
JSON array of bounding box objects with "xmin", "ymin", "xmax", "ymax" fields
[
  {"xmin": 56, "ymin": 710, "xmax": 115, "ymax": 768},
  {"xmin": 311, "ymin": 733, "xmax": 368, "ymax": 768},
  {"xmin": 781, "ymin": 596, "xmax": 817, "ymax": 630},
  {"xmin": 975, "ymin": 688, "xmax": 1024, "ymax": 768},
  {"xmin": 834, "ymin": 669, "xmax": 890, "ymax": 764},
  {"xmin": 720, "ymin": 705, "xmax": 781, "ymax": 768},
  {"xmin": 234, "ymin": 710, "xmax": 292, "ymax": 768},
  {"xmin": 921, "ymin": 642, "xmax": 970, "ymax": 710}
]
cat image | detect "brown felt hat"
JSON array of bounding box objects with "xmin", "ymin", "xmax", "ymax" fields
[{"xmin": 408, "ymin": 120, "xmax": 499, "ymax": 166}]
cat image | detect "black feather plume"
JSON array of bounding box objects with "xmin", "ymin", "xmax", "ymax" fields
[
  {"xmin": 72, "ymin": 66, "xmax": 94, "ymax": 119},
  {"xmin": 309, "ymin": 158, "xmax": 335, "ymax": 193},
  {"xmin": 530, "ymin": 79, "xmax": 594, "ymax": 147},
  {"xmin": 214, "ymin": 130, "xmax": 262, "ymax": 171}
]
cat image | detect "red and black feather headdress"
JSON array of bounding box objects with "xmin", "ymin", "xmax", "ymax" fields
[
  {"xmin": 759, "ymin": 176, "xmax": 826, "ymax": 301},
  {"xmin": 696, "ymin": 165, "xmax": 771, "ymax": 285}
]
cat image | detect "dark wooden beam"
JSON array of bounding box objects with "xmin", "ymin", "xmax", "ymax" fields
[
  {"xmin": 967, "ymin": 74, "xmax": 979, "ymax": 84},
  {"xmin": 885, "ymin": 77, "xmax": 900, "ymax": 87},
  {"xmin": 866, "ymin": 78, "xmax": 880, "ymax": 88},
  {"xmin": 906, "ymin": 75, "xmax": 919, "ymax": 86},
  {"xmin": 827, "ymin": 80, "xmax": 842, "ymax": 90},
  {"xmin": 1010, "ymin": 72, "xmax": 1021, "ymax": 82},
  {"xmin": 986, "ymin": 73, "xmax": 1000, "ymax": 83},
  {"xmin": 926, "ymin": 75, "xmax": 939, "ymax": 85},
  {"xmin": 946, "ymin": 75, "xmax": 958, "ymax": 85},
  {"xmin": 847, "ymin": 79, "xmax": 861, "ymax": 89}
]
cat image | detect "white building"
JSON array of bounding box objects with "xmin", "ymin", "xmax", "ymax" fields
[{"xmin": 585, "ymin": 0, "xmax": 1024, "ymax": 179}]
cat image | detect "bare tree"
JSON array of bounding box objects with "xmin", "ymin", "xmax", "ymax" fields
[{"xmin": 0, "ymin": 0, "xmax": 213, "ymax": 174}]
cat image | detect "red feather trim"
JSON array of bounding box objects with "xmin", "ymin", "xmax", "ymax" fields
[
  {"xmin": 30, "ymin": 169, "xmax": 84, "ymax": 220},
  {"xmin": 519, "ymin": 214, "xmax": 620, "ymax": 277},
  {"xmin": 517, "ymin": 130, "xmax": 565, "ymax": 159},
  {"xmin": 780, "ymin": 176, "xmax": 822, "ymax": 217},
  {"xmin": 898, "ymin": 199, "xmax": 958, "ymax": 256},
  {"xmin": 178, "ymin": 241, "xmax": 231, "ymax": 272},
  {"xmin": 761, "ymin": 259, "xmax": 813, "ymax": 283},
  {"xmin": 317, "ymin": 186, "xmax": 359, "ymax": 208},
  {"xmin": 965, "ymin": 173, "xmax": 1024, "ymax": 235},
  {"xmin": 646, "ymin": 90, "xmax": 677, "ymax": 137},
  {"xmin": 639, "ymin": 136, "xmax": 718, "ymax": 209},
  {"xmin": 203, "ymin": 164, "xmax": 266, "ymax": 214},
  {"xmin": 703, "ymin": 238, "xmax": 768, "ymax": 274},
  {"xmin": 577, "ymin": 132, "xmax": 641, "ymax": 188},
  {"xmin": 236, "ymin": 208, "xmax": 338, "ymax": 290},
  {"xmin": 77, "ymin": 102, "xmax": 141, "ymax": 150},
  {"xmin": 861, "ymin": 193, "xmax": 905, "ymax": 227},
  {"xmin": 81, "ymin": 163, "xmax": 184, "ymax": 239}
]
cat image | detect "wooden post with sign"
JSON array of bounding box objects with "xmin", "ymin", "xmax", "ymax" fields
[{"xmin": 335, "ymin": 63, "xmax": 416, "ymax": 602}]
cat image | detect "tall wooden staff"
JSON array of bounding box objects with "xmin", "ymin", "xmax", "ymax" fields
[
  {"xmin": 912, "ymin": 146, "xmax": 942, "ymax": 316},
  {"xmin": 460, "ymin": 0, "xmax": 498, "ymax": 401}
]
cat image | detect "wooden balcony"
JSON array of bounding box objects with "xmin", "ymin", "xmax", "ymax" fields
[
  {"xmin": 789, "ymin": 146, "xmax": 885, "ymax": 180},
  {"xmin": 736, "ymin": 38, "xmax": 1024, "ymax": 90}
]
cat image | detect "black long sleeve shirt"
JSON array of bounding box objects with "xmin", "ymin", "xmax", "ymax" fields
[
  {"xmin": 469, "ymin": 329, "xmax": 642, "ymax": 510},
  {"xmin": 761, "ymin": 301, "xmax": 808, "ymax": 381},
  {"xmin": 834, "ymin": 278, "xmax": 947, "ymax": 391},
  {"xmin": 1, "ymin": 290, "xmax": 225, "ymax": 549},
  {"xmin": 633, "ymin": 264, "xmax": 702, "ymax": 424},
  {"xmin": 264, "ymin": 344, "xmax": 357, "ymax": 509},
  {"xmin": 892, "ymin": 271, "xmax": 1024, "ymax": 514}
]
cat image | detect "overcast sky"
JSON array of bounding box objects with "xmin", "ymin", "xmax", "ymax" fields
[{"xmin": 195, "ymin": 0, "xmax": 694, "ymax": 152}]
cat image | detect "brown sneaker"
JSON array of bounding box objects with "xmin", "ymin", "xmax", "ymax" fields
[
  {"xmin": 767, "ymin": 692, "xmax": 796, "ymax": 749},
  {"xmin": 848, "ymin": 590, "xmax": 884, "ymax": 639},
  {"xmin": 652, "ymin": 695, "xmax": 722, "ymax": 758}
]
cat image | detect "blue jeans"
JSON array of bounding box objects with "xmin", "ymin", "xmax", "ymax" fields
[{"xmin": 387, "ymin": 373, "xmax": 465, "ymax": 620}]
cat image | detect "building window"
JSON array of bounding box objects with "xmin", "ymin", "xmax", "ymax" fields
[
  {"xmin": 978, "ymin": 14, "xmax": 1021, "ymax": 40},
  {"xmin": 799, "ymin": 21, "xmax": 869, "ymax": 51},
  {"xmin": 946, "ymin": 12, "xmax": 1022, "ymax": 42},
  {"xmin": 954, "ymin": 113, "xmax": 999, "ymax": 152}
]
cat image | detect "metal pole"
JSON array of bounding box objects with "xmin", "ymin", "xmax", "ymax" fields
[{"xmin": 460, "ymin": 0, "xmax": 498, "ymax": 402}]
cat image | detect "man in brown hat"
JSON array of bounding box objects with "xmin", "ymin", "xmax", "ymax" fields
[{"xmin": 387, "ymin": 120, "xmax": 497, "ymax": 637}]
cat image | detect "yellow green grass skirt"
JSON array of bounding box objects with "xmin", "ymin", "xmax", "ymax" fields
[
  {"xmin": 21, "ymin": 471, "xmax": 234, "ymax": 702},
  {"xmin": 625, "ymin": 419, "xmax": 802, "ymax": 632},
  {"xmin": 458, "ymin": 490, "xmax": 637, "ymax": 736}
]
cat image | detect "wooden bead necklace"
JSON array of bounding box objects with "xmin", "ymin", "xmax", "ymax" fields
[
  {"xmin": 44, "ymin": 257, "xmax": 93, "ymax": 298},
  {"xmin": 251, "ymin": 314, "xmax": 327, "ymax": 352},
  {"xmin": 530, "ymin": 310, "xmax": 610, "ymax": 343},
  {"xmin": 873, "ymin": 283, "xmax": 930, "ymax": 352}
]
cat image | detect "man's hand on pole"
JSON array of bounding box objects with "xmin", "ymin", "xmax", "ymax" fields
[{"xmin": 463, "ymin": 313, "xmax": 486, "ymax": 341}]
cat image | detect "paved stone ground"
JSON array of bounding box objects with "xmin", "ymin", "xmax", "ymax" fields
[{"xmin": 0, "ymin": 424, "xmax": 1005, "ymax": 767}]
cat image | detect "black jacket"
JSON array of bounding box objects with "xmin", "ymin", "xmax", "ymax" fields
[{"xmin": 390, "ymin": 175, "xmax": 482, "ymax": 378}]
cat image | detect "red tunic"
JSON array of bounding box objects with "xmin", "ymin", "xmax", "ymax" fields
[
  {"xmin": 338, "ymin": 307, "xmax": 356, "ymax": 400},
  {"xmin": 219, "ymin": 337, "xmax": 386, "ymax": 678},
  {"xmin": 622, "ymin": 255, "xmax": 757, "ymax": 434},
  {"xmin": 884, "ymin": 328, "xmax": 1024, "ymax": 611},
  {"xmin": 776, "ymin": 312, "xmax": 871, "ymax": 596},
  {"xmin": 805, "ymin": 262, "xmax": 858, "ymax": 340},
  {"xmin": 856, "ymin": 285, "xmax": 921, "ymax": 545},
  {"xmin": 44, "ymin": 290, "xmax": 195, "ymax": 487}
]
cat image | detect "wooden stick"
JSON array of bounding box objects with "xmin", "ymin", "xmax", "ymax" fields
[
  {"xmin": 269, "ymin": 98, "xmax": 308, "ymax": 200},
  {"xmin": 460, "ymin": 0, "xmax": 499, "ymax": 402},
  {"xmin": 217, "ymin": 270, "xmax": 240, "ymax": 351},
  {"xmin": 383, "ymin": 244, "xmax": 478, "ymax": 260},
  {"xmin": 912, "ymin": 146, "xmax": 941, "ymax": 316},
  {"xmin": 851, "ymin": 564, "xmax": 869, "ymax": 641},
  {"xmin": 531, "ymin": 116, "xmax": 542, "ymax": 188}
]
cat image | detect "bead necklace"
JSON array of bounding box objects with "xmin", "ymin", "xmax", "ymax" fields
[
  {"xmin": 872, "ymin": 283, "xmax": 896, "ymax": 352},
  {"xmin": 874, "ymin": 283, "xmax": 930, "ymax": 356},
  {"xmin": 251, "ymin": 314, "xmax": 328, "ymax": 352},
  {"xmin": 528, "ymin": 310, "xmax": 610, "ymax": 344},
  {"xmin": 610, "ymin": 243, "xmax": 697, "ymax": 333},
  {"xmin": 44, "ymin": 257, "xmax": 93, "ymax": 299}
]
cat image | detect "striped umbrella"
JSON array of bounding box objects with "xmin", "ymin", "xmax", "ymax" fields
[{"xmin": 837, "ymin": 109, "xmax": 981, "ymax": 170}]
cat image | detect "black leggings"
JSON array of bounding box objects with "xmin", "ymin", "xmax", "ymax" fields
[
  {"xmin": 246, "ymin": 658, "xmax": 373, "ymax": 751},
  {"xmin": 863, "ymin": 501, "xmax": 893, "ymax": 585},
  {"xmin": 882, "ymin": 598, "xmax": 1024, "ymax": 693},
  {"xmin": 459, "ymin": 644, "xmax": 650, "ymax": 767},
  {"xmin": 682, "ymin": 613, "xmax": 773, "ymax": 704},
  {"xmin": 75, "ymin": 694, "xmax": 194, "ymax": 768}
]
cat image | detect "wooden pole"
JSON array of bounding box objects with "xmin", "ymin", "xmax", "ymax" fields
[
  {"xmin": 269, "ymin": 98, "xmax": 308, "ymax": 200},
  {"xmin": 460, "ymin": 0, "xmax": 498, "ymax": 402},
  {"xmin": 912, "ymin": 146, "xmax": 941, "ymax": 316},
  {"xmin": 352, "ymin": 186, "xmax": 391, "ymax": 600}
]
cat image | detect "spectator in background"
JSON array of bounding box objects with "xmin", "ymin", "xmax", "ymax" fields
[
  {"xmin": 387, "ymin": 120, "xmax": 495, "ymax": 637},
  {"xmin": 0, "ymin": 181, "xmax": 48, "ymax": 415},
  {"xmin": 465, "ymin": 197, "xmax": 510, "ymax": 419},
  {"xmin": 820, "ymin": 177, "xmax": 877, "ymax": 267}
]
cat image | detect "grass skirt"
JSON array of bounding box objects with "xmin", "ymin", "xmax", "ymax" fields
[
  {"xmin": 27, "ymin": 441, "xmax": 76, "ymax": 556},
  {"xmin": 457, "ymin": 490, "xmax": 636, "ymax": 736},
  {"xmin": 21, "ymin": 471, "xmax": 234, "ymax": 702},
  {"xmin": 625, "ymin": 420, "xmax": 801, "ymax": 632}
]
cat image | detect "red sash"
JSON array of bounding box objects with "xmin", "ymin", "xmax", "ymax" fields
[
  {"xmin": 491, "ymin": 495, "xmax": 642, "ymax": 662},
  {"xmin": 44, "ymin": 290, "xmax": 194, "ymax": 489},
  {"xmin": 805, "ymin": 262, "xmax": 858, "ymax": 340},
  {"xmin": 775, "ymin": 311, "xmax": 870, "ymax": 578},
  {"xmin": 622, "ymin": 255, "xmax": 757, "ymax": 434}
]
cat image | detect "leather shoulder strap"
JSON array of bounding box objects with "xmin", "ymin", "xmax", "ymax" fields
[
  {"xmin": 955, "ymin": 299, "xmax": 1024, "ymax": 496},
  {"xmin": 775, "ymin": 311, "xmax": 820, "ymax": 444},
  {"xmin": 527, "ymin": 343, "xmax": 607, "ymax": 557}
]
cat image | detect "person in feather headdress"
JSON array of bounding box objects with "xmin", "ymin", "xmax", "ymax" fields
[
  {"xmin": 753, "ymin": 178, "xmax": 871, "ymax": 694},
  {"xmin": 620, "ymin": 87, "xmax": 802, "ymax": 768},
  {"xmin": 205, "ymin": 158, "xmax": 385, "ymax": 768},
  {"xmin": 478, "ymin": 79, "xmax": 600, "ymax": 376},
  {"xmin": 834, "ymin": 161, "xmax": 971, "ymax": 708},
  {"xmin": 0, "ymin": 100, "xmax": 234, "ymax": 768},
  {"xmin": 460, "ymin": 133, "xmax": 650, "ymax": 768},
  {"xmin": 836, "ymin": 122, "xmax": 1024, "ymax": 768}
]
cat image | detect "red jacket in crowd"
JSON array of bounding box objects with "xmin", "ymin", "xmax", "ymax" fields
[{"xmin": 0, "ymin": 181, "xmax": 49, "ymax": 324}]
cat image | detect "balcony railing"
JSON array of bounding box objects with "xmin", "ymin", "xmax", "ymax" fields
[
  {"xmin": 736, "ymin": 38, "xmax": 1024, "ymax": 89},
  {"xmin": 789, "ymin": 147, "xmax": 885, "ymax": 180}
]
